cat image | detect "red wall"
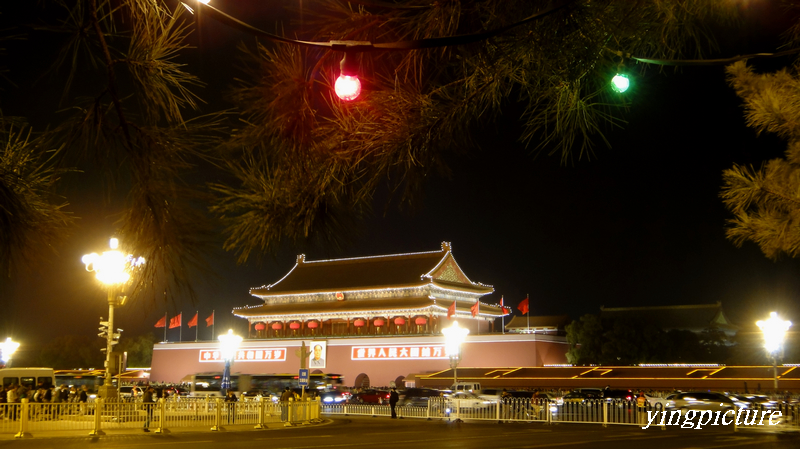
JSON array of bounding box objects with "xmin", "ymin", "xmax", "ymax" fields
[{"xmin": 150, "ymin": 334, "xmax": 569, "ymax": 388}]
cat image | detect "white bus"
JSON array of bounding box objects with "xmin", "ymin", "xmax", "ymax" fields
[{"xmin": 0, "ymin": 367, "xmax": 55, "ymax": 390}]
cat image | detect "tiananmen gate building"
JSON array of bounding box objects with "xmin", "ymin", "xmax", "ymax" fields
[{"xmin": 149, "ymin": 242, "xmax": 570, "ymax": 387}]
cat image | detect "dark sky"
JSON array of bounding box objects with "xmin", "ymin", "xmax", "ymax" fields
[{"xmin": 2, "ymin": 1, "xmax": 800, "ymax": 366}]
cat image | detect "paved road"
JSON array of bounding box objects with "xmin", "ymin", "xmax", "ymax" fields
[{"xmin": 1, "ymin": 416, "xmax": 798, "ymax": 448}]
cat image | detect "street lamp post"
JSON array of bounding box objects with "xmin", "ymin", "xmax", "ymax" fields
[
  {"xmin": 0, "ymin": 337, "xmax": 20, "ymax": 368},
  {"xmin": 218, "ymin": 329, "xmax": 242, "ymax": 392},
  {"xmin": 756, "ymin": 312, "xmax": 792, "ymax": 391},
  {"xmin": 82, "ymin": 237, "xmax": 145, "ymax": 400},
  {"xmin": 443, "ymin": 321, "xmax": 469, "ymax": 386}
]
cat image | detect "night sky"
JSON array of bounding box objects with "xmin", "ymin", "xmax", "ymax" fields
[{"xmin": 2, "ymin": 1, "xmax": 800, "ymax": 366}]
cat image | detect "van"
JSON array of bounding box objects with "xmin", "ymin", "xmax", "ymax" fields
[
  {"xmin": 449, "ymin": 382, "xmax": 481, "ymax": 393},
  {"xmin": 0, "ymin": 368, "xmax": 55, "ymax": 390}
]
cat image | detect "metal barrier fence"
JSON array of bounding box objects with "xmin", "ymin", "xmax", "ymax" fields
[
  {"xmin": 322, "ymin": 397, "xmax": 800, "ymax": 430},
  {"xmin": 1, "ymin": 397, "xmax": 320, "ymax": 438}
]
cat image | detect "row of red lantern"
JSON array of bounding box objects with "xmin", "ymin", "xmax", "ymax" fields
[
  {"xmin": 353, "ymin": 317, "xmax": 427, "ymax": 327},
  {"xmin": 253, "ymin": 322, "xmax": 307, "ymax": 331},
  {"xmin": 252, "ymin": 317, "xmax": 428, "ymax": 331}
]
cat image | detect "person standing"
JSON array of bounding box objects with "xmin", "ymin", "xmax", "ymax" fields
[
  {"xmin": 142, "ymin": 386, "xmax": 155, "ymax": 432},
  {"xmin": 7, "ymin": 384, "xmax": 18, "ymax": 420},
  {"xmin": 78, "ymin": 385, "xmax": 89, "ymax": 415},
  {"xmin": 224, "ymin": 389, "xmax": 238, "ymax": 424},
  {"xmin": 280, "ymin": 387, "xmax": 293, "ymax": 422},
  {"xmin": 389, "ymin": 387, "xmax": 399, "ymax": 419}
]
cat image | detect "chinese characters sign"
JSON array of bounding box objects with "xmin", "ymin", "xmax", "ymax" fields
[
  {"xmin": 351, "ymin": 345, "xmax": 447, "ymax": 360},
  {"xmin": 199, "ymin": 348, "xmax": 287, "ymax": 362}
]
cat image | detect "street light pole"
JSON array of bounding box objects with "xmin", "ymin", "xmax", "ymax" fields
[
  {"xmin": 443, "ymin": 321, "xmax": 469, "ymax": 386},
  {"xmin": 82, "ymin": 237, "xmax": 144, "ymax": 400},
  {"xmin": 218, "ymin": 329, "xmax": 242, "ymax": 393},
  {"xmin": 756, "ymin": 312, "xmax": 792, "ymax": 392}
]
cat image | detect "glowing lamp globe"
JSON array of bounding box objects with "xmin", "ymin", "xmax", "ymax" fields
[
  {"xmin": 335, "ymin": 75, "xmax": 361, "ymax": 101},
  {"xmin": 611, "ymin": 73, "xmax": 630, "ymax": 93}
]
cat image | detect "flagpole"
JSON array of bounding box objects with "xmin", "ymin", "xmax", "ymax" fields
[
  {"xmin": 526, "ymin": 293, "xmax": 530, "ymax": 332},
  {"xmin": 179, "ymin": 313, "xmax": 182, "ymax": 342},
  {"xmin": 163, "ymin": 312, "xmax": 167, "ymax": 342},
  {"xmin": 212, "ymin": 310, "xmax": 215, "ymax": 340},
  {"xmin": 501, "ymin": 296, "xmax": 505, "ymax": 334},
  {"xmin": 195, "ymin": 310, "xmax": 199, "ymax": 342}
]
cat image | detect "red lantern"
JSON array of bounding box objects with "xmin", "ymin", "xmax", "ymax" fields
[
  {"xmin": 289, "ymin": 322, "xmax": 301, "ymax": 330},
  {"xmin": 415, "ymin": 317, "xmax": 427, "ymax": 325},
  {"xmin": 394, "ymin": 317, "xmax": 406, "ymax": 326},
  {"xmin": 271, "ymin": 323, "xmax": 283, "ymax": 330},
  {"xmin": 307, "ymin": 321, "xmax": 319, "ymax": 329},
  {"xmin": 354, "ymin": 319, "xmax": 365, "ymax": 327},
  {"xmin": 254, "ymin": 323, "xmax": 266, "ymax": 331},
  {"xmin": 374, "ymin": 319, "xmax": 385, "ymax": 327}
]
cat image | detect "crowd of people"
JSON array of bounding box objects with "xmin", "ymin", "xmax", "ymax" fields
[{"xmin": 1, "ymin": 383, "xmax": 92, "ymax": 420}]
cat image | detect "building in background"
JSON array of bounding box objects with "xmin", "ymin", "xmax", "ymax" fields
[{"xmin": 150, "ymin": 243, "xmax": 569, "ymax": 387}]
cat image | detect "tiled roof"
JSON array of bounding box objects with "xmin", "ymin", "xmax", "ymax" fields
[
  {"xmin": 233, "ymin": 297, "xmax": 505, "ymax": 319},
  {"xmin": 504, "ymin": 315, "xmax": 571, "ymax": 330},
  {"xmin": 600, "ymin": 302, "xmax": 739, "ymax": 332},
  {"xmin": 250, "ymin": 242, "xmax": 492, "ymax": 296}
]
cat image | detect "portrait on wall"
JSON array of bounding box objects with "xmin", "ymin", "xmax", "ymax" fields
[{"xmin": 308, "ymin": 341, "xmax": 327, "ymax": 369}]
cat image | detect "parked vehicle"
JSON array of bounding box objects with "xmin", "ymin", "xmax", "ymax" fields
[
  {"xmin": 643, "ymin": 393, "xmax": 670, "ymax": 408},
  {"xmin": 398, "ymin": 388, "xmax": 442, "ymax": 407},
  {"xmin": 450, "ymin": 382, "xmax": 481, "ymax": 393},
  {"xmin": 119, "ymin": 385, "xmax": 142, "ymax": 399},
  {"xmin": 563, "ymin": 389, "xmax": 603, "ymax": 403},
  {"xmin": 726, "ymin": 393, "xmax": 779, "ymax": 410},
  {"xmin": 664, "ymin": 391, "xmax": 736, "ymax": 414},
  {"xmin": 320, "ymin": 389, "xmax": 350, "ymax": 403},
  {"xmin": 446, "ymin": 392, "xmax": 493, "ymax": 411},
  {"xmin": 562, "ymin": 391, "xmax": 597, "ymax": 404},
  {"xmin": 603, "ymin": 389, "xmax": 634, "ymax": 402},
  {"xmin": 352, "ymin": 389, "xmax": 390, "ymax": 404}
]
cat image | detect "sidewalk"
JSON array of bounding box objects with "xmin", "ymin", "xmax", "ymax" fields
[{"xmin": 4, "ymin": 419, "xmax": 332, "ymax": 440}]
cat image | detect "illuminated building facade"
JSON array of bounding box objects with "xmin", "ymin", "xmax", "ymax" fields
[{"xmin": 149, "ymin": 243, "xmax": 570, "ymax": 387}]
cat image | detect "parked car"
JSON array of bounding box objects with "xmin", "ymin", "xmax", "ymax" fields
[
  {"xmin": 665, "ymin": 391, "xmax": 736, "ymax": 414},
  {"xmin": 563, "ymin": 389, "xmax": 603, "ymax": 403},
  {"xmin": 726, "ymin": 394, "xmax": 779, "ymax": 410},
  {"xmin": 643, "ymin": 393, "xmax": 671, "ymax": 408},
  {"xmin": 315, "ymin": 390, "xmax": 344, "ymax": 403},
  {"xmin": 562, "ymin": 391, "xmax": 596, "ymax": 404},
  {"xmin": 398, "ymin": 388, "xmax": 442, "ymax": 407},
  {"xmin": 119, "ymin": 385, "xmax": 142, "ymax": 399},
  {"xmin": 603, "ymin": 389, "xmax": 634, "ymax": 402},
  {"xmin": 446, "ymin": 392, "xmax": 493, "ymax": 411},
  {"xmin": 352, "ymin": 389, "xmax": 390, "ymax": 404}
]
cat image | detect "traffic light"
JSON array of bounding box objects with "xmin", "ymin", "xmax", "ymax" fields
[
  {"xmin": 110, "ymin": 328, "xmax": 122, "ymax": 345},
  {"xmin": 98, "ymin": 319, "xmax": 109, "ymax": 338}
]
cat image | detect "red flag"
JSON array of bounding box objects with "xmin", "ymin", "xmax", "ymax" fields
[
  {"xmin": 518, "ymin": 297, "xmax": 529, "ymax": 315},
  {"xmin": 169, "ymin": 313, "xmax": 182, "ymax": 329},
  {"xmin": 205, "ymin": 312, "xmax": 214, "ymax": 327},
  {"xmin": 447, "ymin": 301, "xmax": 456, "ymax": 319},
  {"xmin": 154, "ymin": 316, "xmax": 166, "ymax": 328},
  {"xmin": 500, "ymin": 296, "xmax": 510, "ymax": 314},
  {"xmin": 471, "ymin": 300, "xmax": 480, "ymax": 317},
  {"xmin": 187, "ymin": 313, "xmax": 198, "ymax": 328}
]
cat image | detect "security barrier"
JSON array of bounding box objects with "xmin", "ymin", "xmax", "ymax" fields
[
  {"xmin": 322, "ymin": 397, "xmax": 800, "ymax": 431},
  {"xmin": 0, "ymin": 397, "xmax": 320, "ymax": 438}
]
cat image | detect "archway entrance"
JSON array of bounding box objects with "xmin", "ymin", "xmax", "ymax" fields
[{"xmin": 354, "ymin": 373, "xmax": 370, "ymax": 389}]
